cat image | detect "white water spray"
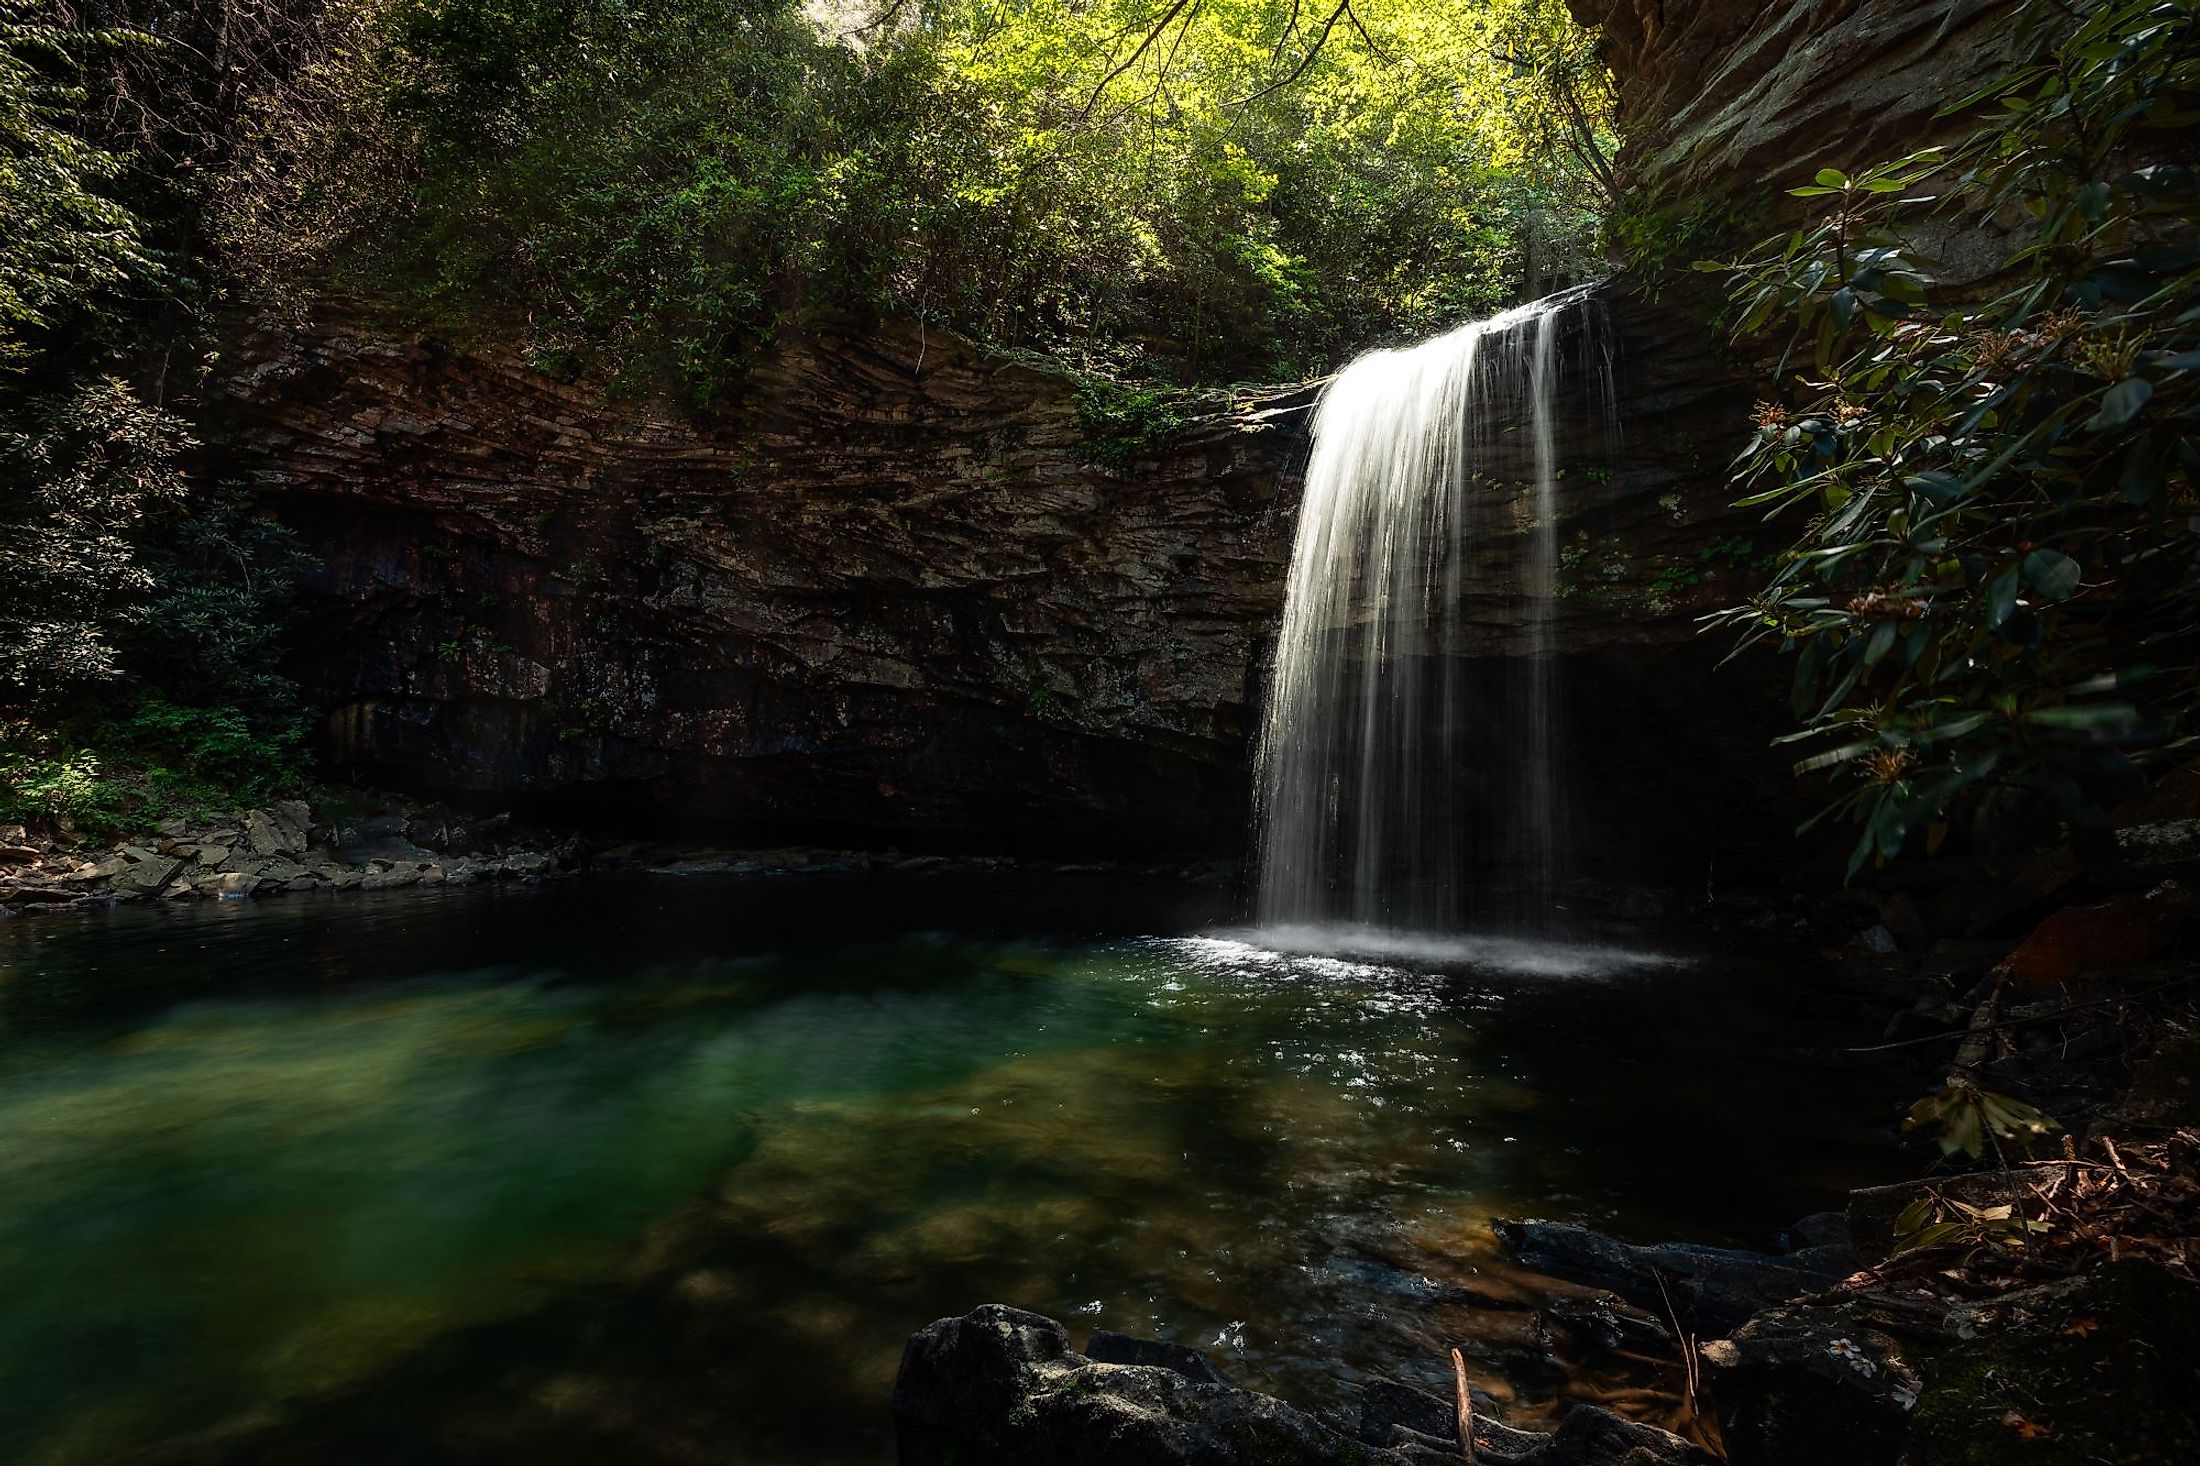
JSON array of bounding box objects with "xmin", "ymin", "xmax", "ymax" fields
[{"xmin": 1252, "ymin": 290, "xmax": 1613, "ymax": 934}]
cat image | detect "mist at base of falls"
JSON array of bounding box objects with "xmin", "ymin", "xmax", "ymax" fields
[
  {"xmin": 1252, "ymin": 288, "xmax": 1616, "ymax": 938},
  {"xmin": 1196, "ymin": 926, "xmax": 1688, "ymax": 981}
]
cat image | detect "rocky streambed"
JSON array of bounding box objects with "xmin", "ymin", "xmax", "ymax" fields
[
  {"xmin": 885, "ymin": 861, "xmax": 2200, "ymax": 1466},
  {"xmin": 894, "ymin": 1148, "xmax": 2197, "ymax": 1466}
]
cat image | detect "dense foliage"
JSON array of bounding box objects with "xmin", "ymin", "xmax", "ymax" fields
[
  {"xmin": 1707, "ymin": 0, "xmax": 2199, "ymax": 874},
  {"xmin": 2, "ymin": 4, "xmax": 313, "ymax": 835},
  {"xmin": 363, "ymin": 0, "xmax": 1613, "ymax": 396}
]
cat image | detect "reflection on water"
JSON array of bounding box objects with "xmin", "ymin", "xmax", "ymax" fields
[{"xmin": 0, "ymin": 876, "xmax": 1900, "ymax": 1465}]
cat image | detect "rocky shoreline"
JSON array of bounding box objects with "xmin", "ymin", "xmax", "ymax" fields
[
  {"xmin": 0, "ymin": 799, "xmax": 583, "ymax": 917},
  {"xmin": 0, "ymin": 795, "xmax": 1238, "ymax": 919}
]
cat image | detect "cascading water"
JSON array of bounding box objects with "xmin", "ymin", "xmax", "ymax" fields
[{"xmin": 1252, "ymin": 288, "xmax": 1613, "ymax": 937}]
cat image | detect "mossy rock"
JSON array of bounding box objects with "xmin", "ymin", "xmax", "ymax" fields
[{"xmin": 1904, "ymin": 1262, "xmax": 2200, "ymax": 1465}]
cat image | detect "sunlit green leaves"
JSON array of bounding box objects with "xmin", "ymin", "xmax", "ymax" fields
[
  {"xmin": 364, "ymin": 0, "xmax": 1613, "ymax": 391},
  {"xmin": 0, "ymin": 5, "xmax": 160, "ymax": 364},
  {"xmin": 1904, "ymin": 1083, "xmax": 2059, "ymax": 1160}
]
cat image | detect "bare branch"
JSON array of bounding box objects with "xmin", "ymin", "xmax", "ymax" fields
[
  {"xmin": 1071, "ymin": 0, "xmax": 1199, "ymax": 128},
  {"xmin": 1226, "ymin": 0, "xmax": 1349, "ymax": 110}
]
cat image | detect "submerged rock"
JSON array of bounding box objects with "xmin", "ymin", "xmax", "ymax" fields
[
  {"xmin": 1084, "ymin": 1330, "xmax": 1232, "ymax": 1386},
  {"xmin": 1493, "ymin": 1220, "xmax": 1856, "ymax": 1336},
  {"xmin": 1349, "ymin": 1375, "xmax": 1711, "ymax": 1465},
  {"xmin": 1355, "ymin": 1376, "xmax": 1548, "ymax": 1461}
]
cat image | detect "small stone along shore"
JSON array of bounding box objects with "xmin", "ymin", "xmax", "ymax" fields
[{"xmin": 0, "ymin": 800, "xmax": 576, "ymax": 917}]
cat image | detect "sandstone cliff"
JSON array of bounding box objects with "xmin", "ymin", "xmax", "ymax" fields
[{"xmin": 214, "ymin": 315, "xmax": 1308, "ymax": 849}]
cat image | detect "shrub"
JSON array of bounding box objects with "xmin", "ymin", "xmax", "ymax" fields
[{"xmin": 1703, "ymin": 0, "xmax": 2199, "ymax": 875}]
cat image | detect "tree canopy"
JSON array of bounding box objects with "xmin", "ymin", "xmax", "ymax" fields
[{"xmin": 361, "ymin": 0, "xmax": 1614, "ymax": 395}]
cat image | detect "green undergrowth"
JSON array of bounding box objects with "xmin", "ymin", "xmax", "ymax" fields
[
  {"xmin": 1073, "ymin": 379, "xmax": 1192, "ymax": 472},
  {"xmin": 1, "ymin": 700, "xmax": 307, "ymax": 842}
]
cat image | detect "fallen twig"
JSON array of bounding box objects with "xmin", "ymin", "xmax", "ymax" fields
[{"xmin": 1449, "ymin": 1346, "xmax": 1476, "ymax": 1466}]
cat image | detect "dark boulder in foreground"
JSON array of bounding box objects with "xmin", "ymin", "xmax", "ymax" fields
[
  {"xmin": 892, "ymin": 1306, "xmax": 1397, "ymax": 1466},
  {"xmin": 1902, "ymin": 1264, "xmax": 2200, "ymax": 1466},
  {"xmin": 891, "ymin": 1304, "xmax": 1708, "ymax": 1466},
  {"xmin": 1698, "ymin": 1302, "xmax": 1923, "ymax": 1466}
]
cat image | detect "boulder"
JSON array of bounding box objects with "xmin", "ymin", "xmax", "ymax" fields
[
  {"xmin": 1998, "ymin": 884, "xmax": 2192, "ymax": 988},
  {"xmin": 68, "ymin": 855, "xmax": 129, "ymax": 882},
  {"xmin": 270, "ymin": 799, "xmax": 315, "ymax": 852},
  {"xmin": 339, "ymin": 834, "xmax": 440, "ymax": 865},
  {"xmin": 112, "ymin": 855, "xmax": 182, "ymax": 895},
  {"xmin": 1779, "ymin": 1214, "xmax": 1852, "ymax": 1254},
  {"xmin": 0, "ymin": 882, "xmax": 83, "ymax": 905},
  {"xmin": 1545, "ymin": 1293, "xmax": 1672, "ymax": 1354},
  {"xmin": 893, "ymin": 1305, "xmax": 1418, "ymax": 1465},
  {"xmin": 206, "ymin": 871, "xmax": 259, "ymax": 898},
  {"xmin": 245, "ymin": 809, "xmax": 297, "ymax": 858},
  {"xmin": 1698, "ymin": 1304, "xmax": 1922, "ymax": 1466},
  {"xmin": 895, "ymin": 1308, "xmax": 1711, "ymax": 1466},
  {"xmin": 2116, "ymin": 818, "xmax": 2200, "ymax": 871},
  {"xmin": 348, "ymin": 813, "xmax": 410, "ymax": 841},
  {"xmin": 1904, "ymin": 1264, "xmax": 2200, "ymax": 1466}
]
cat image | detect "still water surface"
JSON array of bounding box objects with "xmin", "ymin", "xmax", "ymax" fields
[{"xmin": 0, "ymin": 875, "xmax": 1897, "ymax": 1464}]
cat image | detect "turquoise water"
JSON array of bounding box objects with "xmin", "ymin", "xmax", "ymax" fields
[{"xmin": 0, "ymin": 876, "xmax": 1899, "ymax": 1464}]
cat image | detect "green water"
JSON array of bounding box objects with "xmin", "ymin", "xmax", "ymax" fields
[{"xmin": 0, "ymin": 876, "xmax": 1900, "ymax": 1464}]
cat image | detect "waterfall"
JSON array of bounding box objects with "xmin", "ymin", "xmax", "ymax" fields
[{"xmin": 1252, "ymin": 289, "xmax": 1612, "ymax": 936}]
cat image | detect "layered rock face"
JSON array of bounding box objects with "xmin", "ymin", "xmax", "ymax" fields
[
  {"xmin": 214, "ymin": 317, "xmax": 1313, "ymax": 851},
  {"xmin": 213, "ymin": 289, "xmax": 1801, "ymax": 863},
  {"xmin": 1581, "ymin": 0, "xmax": 2022, "ymax": 207}
]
